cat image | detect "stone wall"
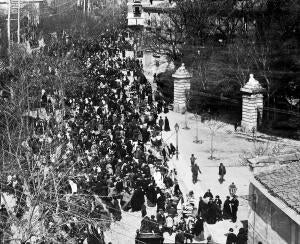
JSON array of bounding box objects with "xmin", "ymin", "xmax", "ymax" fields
[
  {"xmin": 248, "ymin": 182, "xmax": 300, "ymax": 244},
  {"xmin": 248, "ymin": 153, "xmax": 300, "ymax": 174}
]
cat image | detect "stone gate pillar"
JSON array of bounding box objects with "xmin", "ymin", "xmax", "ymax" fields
[
  {"xmin": 172, "ymin": 63, "xmax": 192, "ymax": 113},
  {"xmin": 240, "ymin": 74, "xmax": 265, "ymax": 132}
]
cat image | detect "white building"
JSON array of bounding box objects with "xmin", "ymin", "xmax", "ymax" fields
[
  {"xmin": 127, "ymin": 0, "xmax": 148, "ymax": 26},
  {"xmin": 127, "ymin": 0, "xmax": 172, "ymax": 27}
]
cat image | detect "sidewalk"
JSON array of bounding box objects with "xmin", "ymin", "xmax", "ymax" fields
[{"xmin": 161, "ymin": 111, "xmax": 254, "ymax": 243}]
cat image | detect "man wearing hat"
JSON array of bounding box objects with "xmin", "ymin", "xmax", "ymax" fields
[
  {"xmin": 226, "ymin": 228, "xmax": 237, "ymax": 244},
  {"xmin": 231, "ymin": 195, "xmax": 239, "ymax": 223},
  {"xmin": 0, "ymin": 204, "xmax": 8, "ymax": 229},
  {"xmin": 156, "ymin": 208, "xmax": 166, "ymax": 226},
  {"xmin": 175, "ymin": 229, "xmax": 185, "ymax": 244}
]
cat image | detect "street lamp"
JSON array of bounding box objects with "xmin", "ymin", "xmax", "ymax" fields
[
  {"xmin": 229, "ymin": 182, "xmax": 237, "ymax": 197},
  {"xmin": 174, "ymin": 123, "xmax": 179, "ymax": 160}
]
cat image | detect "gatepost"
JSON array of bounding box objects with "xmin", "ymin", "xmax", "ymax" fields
[
  {"xmin": 240, "ymin": 74, "xmax": 265, "ymax": 132},
  {"xmin": 172, "ymin": 63, "xmax": 192, "ymax": 113}
]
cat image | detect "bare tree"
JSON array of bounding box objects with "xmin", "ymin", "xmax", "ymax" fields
[
  {"xmin": 193, "ymin": 113, "xmax": 203, "ymax": 144},
  {"xmin": 182, "ymin": 89, "xmax": 191, "ymax": 129},
  {"xmin": 205, "ymin": 118, "xmax": 225, "ymax": 160},
  {"xmin": 227, "ymin": 38, "xmax": 253, "ymax": 88},
  {"xmin": 191, "ymin": 47, "xmax": 213, "ymax": 91},
  {"xmin": 144, "ymin": 9, "xmax": 185, "ymax": 61},
  {"xmin": 0, "ymin": 46, "xmax": 109, "ymax": 243}
]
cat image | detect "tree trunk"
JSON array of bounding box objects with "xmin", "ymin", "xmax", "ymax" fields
[{"xmin": 210, "ymin": 134, "xmax": 214, "ymax": 159}]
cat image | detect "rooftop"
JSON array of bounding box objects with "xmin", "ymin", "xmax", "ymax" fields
[{"xmin": 254, "ymin": 161, "xmax": 300, "ymax": 214}]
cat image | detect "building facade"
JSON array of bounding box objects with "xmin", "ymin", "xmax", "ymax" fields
[{"xmin": 248, "ymin": 160, "xmax": 300, "ymax": 244}]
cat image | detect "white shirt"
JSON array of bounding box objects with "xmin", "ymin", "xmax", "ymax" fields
[
  {"xmin": 173, "ymin": 216, "xmax": 180, "ymax": 226},
  {"xmin": 166, "ymin": 216, "xmax": 174, "ymax": 228},
  {"xmin": 69, "ymin": 180, "xmax": 78, "ymax": 194}
]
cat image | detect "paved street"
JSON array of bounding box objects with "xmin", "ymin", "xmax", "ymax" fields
[
  {"xmin": 163, "ymin": 110, "xmax": 300, "ymax": 243},
  {"xmin": 105, "ymin": 108, "xmax": 300, "ymax": 243},
  {"xmin": 162, "ymin": 111, "xmax": 252, "ymax": 243}
]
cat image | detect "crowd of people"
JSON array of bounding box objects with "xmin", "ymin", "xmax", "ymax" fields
[
  {"xmin": 136, "ymin": 179, "xmax": 246, "ymax": 244},
  {"xmin": 133, "ymin": 146, "xmax": 246, "ymax": 243},
  {"xmin": 0, "ymin": 30, "xmax": 174, "ymax": 243},
  {"xmin": 198, "ymin": 189, "xmax": 240, "ymax": 225},
  {"xmin": 0, "ymin": 28, "xmax": 249, "ymax": 244}
]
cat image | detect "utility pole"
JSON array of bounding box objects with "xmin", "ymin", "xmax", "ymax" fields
[
  {"xmin": 113, "ymin": 0, "xmax": 115, "ymax": 18},
  {"xmin": 87, "ymin": 0, "xmax": 90, "ymax": 15},
  {"xmin": 7, "ymin": 0, "xmax": 11, "ymax": 55},
  {"xmin": 83, "ymin": 0, "xmax": 86, "ymax": 14},
  {"xmin": 17, "ymin": 0, "xmax": 21, "ymax": 43}
]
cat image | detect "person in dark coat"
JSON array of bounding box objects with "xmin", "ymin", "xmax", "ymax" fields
[
  {"xmin": 173, "ymin": 183, "xmax": 182, "ymax": 197},
  {"xmin": 226, "ymin": 228, "xmax": 237, "ymax": 244},
  {"xmin": 203, "ymin": 189, "xmax": 213, "ymax": 199},
  {"xmin": 170, "ymin": 143, "xmax": 176, "ymax": 156},
  {"xmin": 153, "ymin": 73, "xmax": 157, "ymax": 82},
  {"xmin": 218, "ymin": 163, "xmax": 226, "ymax": 183},
  {"xmin": 197, "ymin": 197, "xmax": 207, "ymax": 217},
  {"xmin": 164, "ymin": 116, "xmax": 170, "ymax": 131},
  {"xmin": 145, "ymin": 184, "xmax": 157, "ymax": 206},
  {"xmin": 148, "ymin": 94, "xmax": 153, "ymax": 105},
  {"xmin": 175, "ymin": 229, "xmax": 185, "ymax": 244},
  {"xmin": 141, "ymin": 203, "xmax": 147, "ymax": 217},
  {"xmin": 223, "ymin": 196, "xmax": 232, "ymax": 219},
  {"xmin": 156, "ymin": 192, "xmax": 165, "ymax": 212},
  {"xmin": 158, "ymin": 116, "xmax": 164, "ymax": 131},
  {"xmin": 0, "ymin": 204, "xmax": 8, "ymax": 230},
  {"xmin": 162, "ymin": 147, "xmax": 167, "ymax": 162},
  {"xmin": 234, "ymin": 122, "xmax": 238, "ymax": 132},
  {"xmin": 214, "ymin": 195, "xmax": 223, "ymax": 221},
  {"xmin": 131, "ymin": 187, "xmax": 145, "ymax": 212},
  {"xmin": 156, "ymin": 209, "xmax": 166, "ymax": 226},
  {"xmin": 206, "ymin": 198, "xmax": 217, "ymax": 224},
  {"xmin": 163, "ymin": 104, "xmax": 169, "ymax": 113},
  {"xmin": 163, "ymin": 175, "xmax": 173, "ymax": 189},
  {"xmin": 231, "ymin": 195, "xmax": 239, "ymax": 223},
  {"xmin": 41, "ymin": 89, "xmax": 47, "ymax": 108},
  {"xmin": 193, "ymin": 216, "xmax": 204, "ymax": 237},
  {"xmin": 190, "ymin": 154, "xmax": 196, "ymax": 166},
  {"xmin": 192, "ymin": 163, "xmax": 201, "ymax": 184},
  {"xmin": 115, "ymin": 180, "xmax": 123, "ymax": 193},
  {"xmin": 157, "ymin": 101, "xmax": 162, "ymax": 114},
  {"xmin": 236, "ymin": 228, "xmax": 248, "ymax": 244}
]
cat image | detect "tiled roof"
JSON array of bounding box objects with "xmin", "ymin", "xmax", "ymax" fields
[{"xmin": 255, "ymin": 161, "xmax": 300, "ymax": 214}]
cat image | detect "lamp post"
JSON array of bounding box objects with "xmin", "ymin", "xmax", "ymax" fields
[
  {"xmin": 175, "ymin": 123, "xmax": 179, "ymax": 160},
  {"xmin": 229, "ymin": 182, "xmax": 237, "ymax": 197}
]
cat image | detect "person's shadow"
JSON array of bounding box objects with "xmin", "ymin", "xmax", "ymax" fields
[{"xmin": 218, "ymin": 177, "xmax": 225, "ymax": 184}]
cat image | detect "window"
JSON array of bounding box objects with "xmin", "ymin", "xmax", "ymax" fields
[{"xmin": 133, "ymin": 6, "xmax": 141, "ymax": 17}]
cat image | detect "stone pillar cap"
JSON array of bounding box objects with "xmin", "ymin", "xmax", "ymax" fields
[
  {"xmin": 172, "ymin": 63, "xmax": 192, "ymax": 79},
  {"xmin": 241, "ymin": 74, "xmax": 265, "ymax": 93}
]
